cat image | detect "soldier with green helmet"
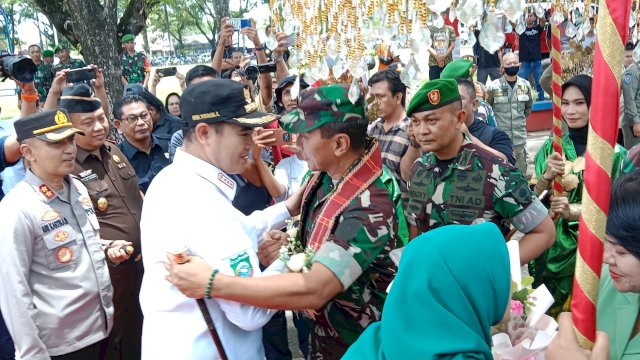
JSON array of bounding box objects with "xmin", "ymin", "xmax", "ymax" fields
[
  {"xmin": 163, "ymin": 84, "xmax": 407, "ymax": 359},
  {"xmin": 27, "ymin": 44, "xmax": 53, "ymax": 104},
  {"xmin": 120, "ymin": 34, "xmax": 149, "ymax": 87},
  {"xmin": 405, "ymin": 78, "xmax": 555, "ymax": 265},
  {"xmin": 52, "ymin": 45, "xmax": 86, "ymax": 75}
]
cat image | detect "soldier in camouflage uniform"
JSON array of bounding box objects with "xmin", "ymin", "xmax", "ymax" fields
[
  {"xmin": 405, "ymin": 78, "xmax": 555, "ymax": 265},
  {"xmin": 27, "ymin": 44, "xmax": 53, "ymax": 103},
  {"xmin": 164, "ymin": 84, "xmax": 406, "ymax": 360},
  {"xmin": 120, "ymin": 34, "xmax": 149, "ymax": 86},
  {"xmin": 52, "ymin": 45, "xmax": 86, "ymax": 75},
  {"xmin": 42, "ymin": 49, "xmax": 54, "ymax": 65}
]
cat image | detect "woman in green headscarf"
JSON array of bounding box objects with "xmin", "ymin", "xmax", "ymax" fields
[
  {"xmin": 530, "ymin": 74, "xmax": 631, "ymax": 317},
  {"xmin": 342, "ymin": 222, "xmax": 510, "ymax": 360}
]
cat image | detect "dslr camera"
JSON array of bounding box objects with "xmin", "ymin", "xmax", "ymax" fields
[
  {"xmin": 0, "ymin": 51, "xmax": 37, "ymax": 82},
  {"xmin": 243, "ymin": 62, "xmax": 277, "ymax": 82}
]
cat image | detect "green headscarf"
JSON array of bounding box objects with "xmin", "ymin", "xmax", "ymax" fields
[{"xmin": 342, "ymin": 222, "xmax": 510, "ymax": 360}]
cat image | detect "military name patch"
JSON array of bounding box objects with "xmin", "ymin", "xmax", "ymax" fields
[{"xmin": 42, "ymin": 218, "xmax": 69, "ymax": 233}]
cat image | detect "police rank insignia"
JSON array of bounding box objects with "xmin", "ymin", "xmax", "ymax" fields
[
  {"xmin": 428, "ymin": 89, "xmax": 441, "ymax": 105},
  {"xmin": 39, "ymin": 184, "xmax": 55, "ymax": 200},
  {"xmin": 97, "ymin": 197, "xmax": 108, "ymax": 212},
  {"xmin": 55, "ymin": 247, "xmax": 73, "ymax": 263},
  {"xmin": 112, "ymin": 155, "xmax": 121, "ymax": 163}
]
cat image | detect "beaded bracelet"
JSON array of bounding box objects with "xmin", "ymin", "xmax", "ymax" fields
[
  {"xmin": 20, "ymin": 93, "xmax": 39, "ymax": 103},
  {"xmin": 205, "ymin": 269, "xmax": 219, "ymax": 300}
]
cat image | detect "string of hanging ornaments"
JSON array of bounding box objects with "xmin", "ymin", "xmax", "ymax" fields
[{"xmin": 266, "ymin": 0, "xmax": 640, "ymax": 101}]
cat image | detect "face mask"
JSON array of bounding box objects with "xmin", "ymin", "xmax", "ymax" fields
[{"xmin": 504, "ymin": 66, "xmax": 520, "ymax": 76}]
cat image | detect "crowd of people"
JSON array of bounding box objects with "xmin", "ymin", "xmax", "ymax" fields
[{"xmin": 1, "ymin": 9, "xmax": 640, "ymax": 360}]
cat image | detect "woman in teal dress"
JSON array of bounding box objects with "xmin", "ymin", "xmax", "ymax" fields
[
  {"xmin": 530, "ymin": 74, "xmax": 631, "ymax": 316},
  {"xmin": 342, "ymin": 222, "xmax": 510, "ymax": 359}
]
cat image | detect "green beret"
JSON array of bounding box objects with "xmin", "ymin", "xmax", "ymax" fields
[
  {"xmin": 406, "ymin": 79, "xmax": 461, "ymax": 117},
  {"xmin": 440, "ymin": 59, "xmax": 474, "ymax": 80},
  {"xmin": 54, "ymin": 45, "xmax": 67, "ymax": 54},
  {"xmin": 280, "ymin": 84, "xmax": 365, "ymax": 134},
  {"xmin": 121, "ymin": 34, "xmax": 135, "ymax": 43},
  {"xmin": 42, "ymin": 49, "xmax": 54, "ymax": 57}
]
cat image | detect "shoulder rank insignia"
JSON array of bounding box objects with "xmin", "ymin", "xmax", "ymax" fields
[
  {"xmin": 39, "ymin": 184, "xmax": 55, "ymax": 201},
  {"xmin": 112, "ymin": 155, "xmax": 121, "ymax": 163}
]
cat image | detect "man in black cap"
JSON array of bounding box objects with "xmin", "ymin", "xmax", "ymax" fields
[
  {"xmin": 113, "ymin": 95, "xmax": 170, "ymax": 193},
  {"xmin": 60, "ymin": 83, "xmax": 145, "ymax": 360},
  {"xmin": 139, "ymin": 79, "xmax": 305, "ymax": 359},
  {"xmin": 274, "ymin": 75, "xmax": 309, "ymax": 115},
  {"xmin": 123, "ymin": 84, "xmax": 181, "ymax": 151},
  {"xmin": 0, "ymin": 109, "xmax": 131, "ymax": 360}
]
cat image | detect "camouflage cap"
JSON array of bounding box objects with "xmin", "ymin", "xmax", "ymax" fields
[
  {"xmin": 279, "ymin": 84, "xmax": 365, "ymax": 134},
  {"xmin": 406, "ymin": 79, "xmax": 461, "ymax": 117}
]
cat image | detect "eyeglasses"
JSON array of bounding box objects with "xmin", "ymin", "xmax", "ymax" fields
[{"xmin": 124, "ymin": 112, "xmax": 150, "ymax": 123}]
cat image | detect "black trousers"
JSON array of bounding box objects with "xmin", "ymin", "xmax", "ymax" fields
[{"xmin": 51, "ymin": 339, "xmax": 107, "ymax": 360}]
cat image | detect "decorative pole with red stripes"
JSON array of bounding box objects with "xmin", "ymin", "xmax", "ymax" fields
[
  {"xmin": 570, "ymin": 0, "xmax": 632, "ymax": 349},
  {"xmin": 550, "ymin": 3, "xmax": 563, "ymax": 198}
]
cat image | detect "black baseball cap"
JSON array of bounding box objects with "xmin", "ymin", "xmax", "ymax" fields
[{"xmin": 180, "ymin": 79, "xmax": 277, "ymax": 128}]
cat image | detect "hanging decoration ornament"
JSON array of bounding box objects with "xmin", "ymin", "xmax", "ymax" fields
[
  {"xmin": 479, "ymin": 11, "xmax": 506, "ymax": 54},
  {"xmin": 499, "ymin": 0, "xmax": 526, "ymax": 22}
]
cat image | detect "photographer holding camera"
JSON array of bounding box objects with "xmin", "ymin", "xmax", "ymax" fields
[{"xmin": 213, "ymin": 18, "xmax": 273, "ymax": 111}]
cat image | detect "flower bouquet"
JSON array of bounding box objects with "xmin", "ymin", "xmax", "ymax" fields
[
  {"xmin": 279, "ymin": 219, "xmax": 313, "ymax": 273},
  {"xmin": 491, "ymin": 241, "xmax": 558, "ymax": 360}
]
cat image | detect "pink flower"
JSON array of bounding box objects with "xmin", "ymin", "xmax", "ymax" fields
[{"xmin": 510, "ymin": 300, "xmax": 524, "ymax": 317}]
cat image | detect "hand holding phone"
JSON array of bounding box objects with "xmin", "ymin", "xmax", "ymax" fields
[
  {"xmin": 255, "ymin": 128, "xmax": 294, "ymax": 147},
  {"xmin": 65, "ymin": 67, "xmax": 97, "ymax": 83},
  {"xmin": 229, "ymin": 18, "xmax": 251, "ymax": 31},
  {"xmin": 157, "ymin": 67, "xmax": 177, "ymax": 77}
]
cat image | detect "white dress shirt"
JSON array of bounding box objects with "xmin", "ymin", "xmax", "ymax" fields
[{"xmin": 139, "ymin": 148, "xmax": 290, "ymax": 360}]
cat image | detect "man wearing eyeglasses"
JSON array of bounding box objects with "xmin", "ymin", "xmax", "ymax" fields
[
  {"xmin": 114, "ymin": 95, "xmax": 170, "ymax": 194},
  {"xmin": 120, "ymin": 34, "xmax": 150, "ymax": 87},
  {"xmin": 56, "ymin": 78, "xmax": 146, "ymax": 360}
]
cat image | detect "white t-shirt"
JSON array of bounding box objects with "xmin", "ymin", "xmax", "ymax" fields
[{"xmin": 273, "ymin": 155, "xmax": 309, "ymax": 202}]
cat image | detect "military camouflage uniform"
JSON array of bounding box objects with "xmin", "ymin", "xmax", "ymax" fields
[
  {"xmin": 300, "ymin": 166, "xmax": 399, "ymax": 359},
  {"xmin": 281, "ymin": 84, "xmax": 401, "ymax": 359},
  {"xmin": 34, "ymin": 62, "xmax": 53, "ymax": 102},
  {"xmin": 486, "ymin": 76, "xmax": 533, "ymax": 174},
  {"xmin": 406, "ymin": 137, "xmax": 548, "ymax": 236},
  {"xmin": 52, "ymin": 58, "xmax": 86, "ymax": 75},
  {"xmin": 121, "ymin": 52, "xmax": 148, "ymax": 85}
]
